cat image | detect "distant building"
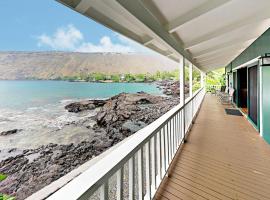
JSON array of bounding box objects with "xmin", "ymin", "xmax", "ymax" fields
[{"xmin": 120, "ymin": 74, "xmax": 125, "ymax": 81}]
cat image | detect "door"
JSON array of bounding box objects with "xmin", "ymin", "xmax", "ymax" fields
[
  {"xmin": 233, "ymin": 72, "xmax": 237, "ymax": 103},
  {"xmin": 238, "ymin": 67, "xmax": 247, "ymax": 109},
  {"xmin": 248, "ymin": 66, "xmax": 258, "ymax": 125}
]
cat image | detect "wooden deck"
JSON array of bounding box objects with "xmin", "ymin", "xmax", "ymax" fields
[{"xmin": 155, "ymin": 94, "xmax": 270, "ymax": 200}]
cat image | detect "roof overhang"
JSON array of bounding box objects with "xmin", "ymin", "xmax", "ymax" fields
[{"xmin": 56, "ymin": 0, "xmax": 270, "ymax": 72}]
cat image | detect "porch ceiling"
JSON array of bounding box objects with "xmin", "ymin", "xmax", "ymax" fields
[{"xmin": 57, "ymin": 0, "xmax": 270, "ymax": 72}]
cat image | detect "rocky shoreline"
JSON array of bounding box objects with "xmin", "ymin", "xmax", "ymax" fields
[
  {"xmin": 156, "ymin": 80, "xmax": 189, "ymax": 97},
  {"xmin": 0, "ymin": 81, "xmax": 180, "ymax": 199}
]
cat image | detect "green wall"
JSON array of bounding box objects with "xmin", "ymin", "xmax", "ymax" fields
[
  {"xmin": 225, "ymin": 28, "xmax": 270, "ymax": 144},
  {"xmin": 226, "ymin": 28, "xmax": 270, "ymax": 70},
  {"xmin": 262, "ymin": 66, "xmax": 270, "ymax": 144}
]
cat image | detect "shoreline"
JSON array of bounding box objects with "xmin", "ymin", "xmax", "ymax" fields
[
  {"xmin": 0, "ymin": 79, "xmax": 161, "ymax": 84},
  {"xmin": 0, "ymin": 81, "xmax": 181, "ymax": 199}
]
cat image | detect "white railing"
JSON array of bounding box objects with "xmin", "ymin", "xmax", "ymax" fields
[
  {"xmin": 206, "ymin": 85, "xmax": 222, "ymax": 93},
  {"xmin": 47, "ymin": 88, "xmax": 205, "ymax": 200}
]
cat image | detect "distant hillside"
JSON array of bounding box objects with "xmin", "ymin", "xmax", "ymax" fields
[{"xmin": 0, "ymin": 52, "xmax": 178, "ymax": 80}]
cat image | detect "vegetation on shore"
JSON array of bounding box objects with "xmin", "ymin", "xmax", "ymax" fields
[
  {"xmin": 52, "ymin": 70, "xmax": 181, "ymax": 83},
  {"xmin": 0, "ymin": 174, "xmax": 15, "ymax": 200},
  {"xmin": 0, "ymin": 174, "xmax": 7, "ymax": 182},
  {"xmin": 26, "ymin": 67, "xmax": 204, "ymax": 93},
  {"xmin": 0, "ymin": 194, "xmax": 15, "ymax": 200}
]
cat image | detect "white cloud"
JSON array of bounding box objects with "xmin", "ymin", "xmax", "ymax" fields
[
  {"xmin": 76, "ymin": 36, "xmax": 134, "ymax": 53},
  {"xmin": 37, "ymin": 24, "xmax": 154, "ymax": 54},
  {"xmin": 37, "ymin": 24, "xmax": 83, "ymax": 50}
]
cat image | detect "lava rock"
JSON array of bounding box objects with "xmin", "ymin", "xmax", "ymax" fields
[
  {"xmin": 0, "ymin": 129, "xmax": 22, "ymax": 136},
  {"xmin": 65, "ymin": 99, "xmax": 107, "ymax": 113}
]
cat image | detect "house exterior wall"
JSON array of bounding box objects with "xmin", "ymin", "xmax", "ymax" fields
[{"xmin": 225, "ymin": 28, "xmax": 270, "ymax": 144}]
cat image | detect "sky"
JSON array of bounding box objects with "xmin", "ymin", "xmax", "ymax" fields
[{"xmin": 0, "ymin": 0, "xmax": 152, "ymax": 53}]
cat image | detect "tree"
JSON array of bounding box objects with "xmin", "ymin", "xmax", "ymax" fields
[{"xmin": 111, "ymin": 74, "xmax": 120, "ymax": 82}]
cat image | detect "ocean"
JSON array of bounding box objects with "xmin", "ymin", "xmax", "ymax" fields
[{"xmin": 0, "ymin": 80, "xmax": 162, "ymax": 150}]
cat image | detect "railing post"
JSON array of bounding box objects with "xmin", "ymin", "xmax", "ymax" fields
[
  {"xmin": 200, "ymin": 71, "xmax": 205, "ymax": 89},
  {"xmin": 128, "ymin": 157, "xmax": 135, "ymax": 200},
  {"xmin": 117, "ymin": 168, "xmax": 124, "ymax": 200},
  {"xmin": 137, "ymin": 149, "xmax": 144, "ymax": 200},
  {"xmin": 179, "ymin": 56, "xmax": 186, "ymax": 142},
  {"xmin": 190, "ymin": 63, "xmax": 194, "ymax": 125},
  {"xmin": 189, "ymin": 64, "xmax": 193, "ymax": 98}
]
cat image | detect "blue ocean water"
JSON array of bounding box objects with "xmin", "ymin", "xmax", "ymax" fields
[
  {"xmin": 0, "ymin": 80, "xmax": 162, "ymax": 109},
  {"xmin": 0, "ymin": 81, "xmax": 162, "ymax": 149}
]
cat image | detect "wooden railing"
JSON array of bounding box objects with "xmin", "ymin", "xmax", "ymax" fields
[{"xmin": 47, "ymin": 88, "xmax": 205, "ymax": 200}]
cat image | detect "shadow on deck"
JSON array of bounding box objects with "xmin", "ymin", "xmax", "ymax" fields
[{"xmin": 155, "ymin": 94, "xmax": 270, "ymax": 200}]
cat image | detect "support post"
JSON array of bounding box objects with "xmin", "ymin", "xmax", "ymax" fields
[
  {"xmin": 200, "ymin": 71, "xmax": 205, "ymax": 89},
  {"xmin": 179, "ymin": 56, "xmax": 186, "ymax": 143},
  {"xmin": 189, "ymin": 63, "xmax": 193, "ymax": 97},
  {"xmin": 190, "ymin": 64, "xmax": 194, "ymax": 130},
  {"xmin": 179, "ymin": 56, "xmax": 185, "ymax": 106}
]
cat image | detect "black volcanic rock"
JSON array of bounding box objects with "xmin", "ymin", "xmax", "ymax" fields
[
  {"xmin": 65, "ymin": 99, "xmax": 107, "ymax": 113},
  {"xmin": 95, "ymin": 93, "xmax": 179, "ymax": 144},
  {"xmin": 0, "ymin": 129, "xmax": 22, "ymax": 136},
  {"xmin": 0, "ymin": 93, "xmax": 179, "ymax": 199},
  {"xmin": 157, "ymin": 80, "xmax": 189, "ymax": 97}
]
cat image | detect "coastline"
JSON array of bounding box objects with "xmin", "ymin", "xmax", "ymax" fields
[{"xmin": 0, "ymin": 80, "xmax": 181, "ymax": 199}]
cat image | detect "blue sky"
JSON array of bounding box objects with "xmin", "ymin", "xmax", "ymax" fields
[{"xmin": 0, "ymin": 0, "xmax": 150, "ymax": 53}]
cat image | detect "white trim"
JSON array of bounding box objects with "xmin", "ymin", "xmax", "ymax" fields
[
  {"xmin": 259, "ymin": 65, "xmax": 263, "ymax": 137},
  {"xmin": 232, "ymin": 56, "xmax": 260, "ymax": 71}
]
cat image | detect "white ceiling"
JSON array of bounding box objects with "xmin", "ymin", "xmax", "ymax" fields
[{"xmin": 57, "ymin": 0, "xmax": 270, "ymax": 72}]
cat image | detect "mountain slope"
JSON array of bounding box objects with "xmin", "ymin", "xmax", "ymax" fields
[{"xmin": 0, "ymin": 52, "xmax": 178, "ymax": 80}]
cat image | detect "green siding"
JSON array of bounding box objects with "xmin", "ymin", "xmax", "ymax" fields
[
  {"xmin": 227, "ymin": 28, "xmax": 270, "ymax": 70},
  {"xmin": 225, "ymin": 28, "xmax": 270, "ymax": 144},
  {"xmin": 262, "ymin": 66, "xmax": 270, "ymax": 144}
]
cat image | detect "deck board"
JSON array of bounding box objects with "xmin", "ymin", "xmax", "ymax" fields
[{"xmin": 155, "ymin": 94, "xmax": 270, "ymax": 200}]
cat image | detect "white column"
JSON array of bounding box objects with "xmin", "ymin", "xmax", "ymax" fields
[
  {"xmin": 179, "ymin": 56, "xmax": 185, "ymax": 106},
  {"xmin": 259, "ymin": 65, "xmax": 263, "ymax": 137},
  {"xmin": 189, "ymin": 63, "xmax": 193, "ymax": 97},
  {"xmin": 179, "ymin": 56, "xmax": 186, "ymax": 142},
  {"xmin": 200, "ymin": 71, "xmax": 204, "ymax": 88}
]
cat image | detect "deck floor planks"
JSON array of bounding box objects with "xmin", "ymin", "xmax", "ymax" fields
[{"xmin": 155, "ymin": 94, "xmax": 270, "ymax": 200}]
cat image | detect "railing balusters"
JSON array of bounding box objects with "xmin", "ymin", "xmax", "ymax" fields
[
  {"xmin": 128, "ymin": 157, "xmax": 135, "ymax": 200},
  {"xmin": 165, "ymin": 124, "xmax": 169, "ymax": 168},
  {"xmin": 173, "ymin": 117, "xmax": 176, "ymax": 153},
  {"xmin": 137, "ymin": 148, "xmax": 144, "ymax": 200},
  {"xmin": 168, "ymin": 120, "xmax": 172, "ymax": 162},
  {"xmin": 171, "ymin": 119, "xmax": 174, "ymax": 155},
  {"xmin": 117, "ymin": 168, "xmax": 123, "ymax": 200},
  {"xmin": 100, "ymin": 182, "xmax": 109, "ymax": 200},
  {"xmin": 161, "ymin": 127, "xmax": 166, "ymax": 176},
  {"xmin": 178, "ymin": 111, "xmax": 182, "ymax": 143},
  {"xmin": 179, "ymin": 111, "xmax": 182, "ymax": 142},
  {"xmin": 145, "ymin": 142, "xmax": 151, "ymax": 200},
  {"xmin": 157, "ymin": 130, "xmax": 162, "ymax": 184},
  {"xmin": 172, "ymin": 118, "xmax": 175, "ymax": 155},
  {"xmin": 175, "ymin": 114, "xmax": 178, "ymax": 146},
  {"xmin": 174, "ymin": 116, "xmax": 177, "ymax": 150},
  {"xmin": 151, "ymin": 136, "xmax": 156, "ymax": 193},
  {"xmin": 177, "ymin": 113, "xmax": 180, "ymax": 146}
]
